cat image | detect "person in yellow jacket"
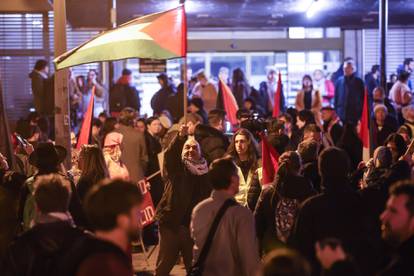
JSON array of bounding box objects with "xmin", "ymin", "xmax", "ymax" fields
[{"xmin": 226, "ymin": 128, "xmax": 262, "ymax": 211}]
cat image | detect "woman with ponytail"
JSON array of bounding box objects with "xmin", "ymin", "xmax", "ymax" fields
[{"xmin": 254, "ymin": 151, "xmax": 315, "ymax": 255}]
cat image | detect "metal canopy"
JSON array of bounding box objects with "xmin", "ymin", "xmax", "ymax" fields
[{"xmin": 65, "ymin": 0, "xmax": 414, "ymax": 29}]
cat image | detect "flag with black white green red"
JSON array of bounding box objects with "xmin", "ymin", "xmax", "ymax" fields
[{"xmin": 54, "ymin": 5, "xmax": 187, "ymax": 70}]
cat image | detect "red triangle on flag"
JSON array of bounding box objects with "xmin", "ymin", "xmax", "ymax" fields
[
  {"xmin": 260, "ymin": 132, "xmax": 279, "ymax": 185},
  {"xmin": 272, "ymin": 71, "xmax": 282, "ymax": 118},
  {"xmin": 77, "ymin": 86, "xmax": 95, "ymax": 149},
  {"xmin": 219, "ymin": 79, "xmax": 239, "ymax": 127},
  {"xmin": 141, "ymin": 5, "xmax": 187, "ymax": 57}
]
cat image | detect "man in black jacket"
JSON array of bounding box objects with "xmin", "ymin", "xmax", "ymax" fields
[
  {"xmin": 194, "ymin": 109, "xmax": 229, "ymax": 164},
  {"xmin": 317, "ymin": 181, "xmax": 414, "ymax": 276},
  {"xmin": 1, "ymin": 174, "xmax": 87, "ymax": 275},
  {"xmin": 290, "ymin": 147, "xmax": 377, "ymax": 275}
]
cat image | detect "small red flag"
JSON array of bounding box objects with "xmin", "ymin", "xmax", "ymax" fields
[
  {"xmin": 219, "ymin": 79, "xmax": 239, "ymax": 127},
  {"xmin": 76, "ymin": 86, "xmax": 95, "ymax": 149},
  {"xmin": 260, "ymin": 133, "xmax": 279, "ymax": 185},
  {"xmin": 359, "ymin": 87, "xmax": 370, "ymax": 161},
  {"xmin": 272, "ymin": 71, "xmax": 282, "ymax": 118}
]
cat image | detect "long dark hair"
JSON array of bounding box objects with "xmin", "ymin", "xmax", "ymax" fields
[
  {"xmin": 226, "ymin": 128, "xmax": 259, "ymax": 172},
  {"xmin": 101, "ymin": 117, "xmax": 118, "ymax": 145},
  {"xmin": 274, "ymin": 151, "xmax": 301, "ymax": 195},
  {"xmin": 78, "ymin": 144, "xmax": 109, "ymax": 183},
  {"xmin": 231, "ymin": 68, "xmax": 249, "ymax": 89},
  {"xmin": 302, "ymin": 74, "xmax": 313, "ymax": 91}
]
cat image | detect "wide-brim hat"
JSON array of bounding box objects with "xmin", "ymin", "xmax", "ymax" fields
[{"xmin": 29, "ymin": 142, "xmax": 67, "ymax": 168}]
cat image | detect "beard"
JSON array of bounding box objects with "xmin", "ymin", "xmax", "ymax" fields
[{"xmin": 381, "ymin": 223, "xmax": 401, "ymax": 247}]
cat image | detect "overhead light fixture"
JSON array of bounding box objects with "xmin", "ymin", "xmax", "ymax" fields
[{"xmin": 306, "ymin": 0, "xmax": 321, "ymax": 18}]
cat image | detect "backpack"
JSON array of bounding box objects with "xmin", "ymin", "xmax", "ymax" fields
[
  {"xmin": 109, "ymin": 84, "xmax": 127, "ymax": 112},
  {"xmin": 275, "ymin": 197, "xmax": 300, "ymax": 242}
]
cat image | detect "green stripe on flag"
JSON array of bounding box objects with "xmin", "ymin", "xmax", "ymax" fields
[{"xmin": 55, "ymin": 39, "xmax": 177, "ymax": 70}]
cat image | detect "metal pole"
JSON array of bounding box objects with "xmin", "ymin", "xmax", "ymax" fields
[
  {"xmin": 183, "ymin": 58, "xmax": 188, "ymax": 122},
  {"xmin": 108, "ymin": 0, "xmax": 117, "ymax": 91},
  {"xmin": 379, "ymin": 0, "xmax": 388, "ymax": 90},
  {"xmin": 54, "ymin": 0, "xmax": 71, "ymax": 168}
]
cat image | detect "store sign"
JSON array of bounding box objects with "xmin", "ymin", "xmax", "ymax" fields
[{"xmin": 139, "ymin": 58, "xmax": 167, "ymax": 73}]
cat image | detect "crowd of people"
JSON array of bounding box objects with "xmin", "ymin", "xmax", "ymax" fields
[{"xmin": 0, "ymin": 57, "xmax": 414, "ymax": 275}]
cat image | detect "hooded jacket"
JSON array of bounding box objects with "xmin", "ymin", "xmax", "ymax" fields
[{"xmin": 194, "ymin": 124, "xmax": 229, "ymax": 164}]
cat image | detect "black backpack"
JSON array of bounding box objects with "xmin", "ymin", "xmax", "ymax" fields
[{"xmin": 109, "ymin": 84, "xmax": 127, "ymax": 112}]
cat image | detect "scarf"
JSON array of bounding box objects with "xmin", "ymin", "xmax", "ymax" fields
[{"xmin": 183, "ymin": 157, "xmax": 208, "ymax": 176}]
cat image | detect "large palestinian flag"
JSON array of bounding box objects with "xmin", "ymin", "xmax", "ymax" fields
[{"xmin": 54, "ymin": 5, "xmax": 187, "ymax": 70}]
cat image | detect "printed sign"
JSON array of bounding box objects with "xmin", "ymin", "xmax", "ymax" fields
[
  {"xmin": 137, "ymin": 179, "xmax": 156, "ymax": 226},
  {"xmin": 139, "ymin": 58, "xmax": 167, "ymax": 73}
]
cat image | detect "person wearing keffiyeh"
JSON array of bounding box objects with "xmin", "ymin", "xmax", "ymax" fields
[{"xmin": 155, "ymin": 125, "xmax": 212, "ymax": 276}]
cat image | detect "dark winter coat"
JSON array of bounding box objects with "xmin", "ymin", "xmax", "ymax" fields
[
  {"xmin": 232, "ymin": 81, "xmax": 250, "ymax": 108},
  {"xmin": 151, "ymin": 84, "xmax": 176, "ymax": 115},
  {"xmin": 29, "ymin": 70, "xmax": 47, "ymax": 115},
  {"xmin": 109, "ymin": 83, "xmax": 140, "ymax": 113},
  {"xmin": 155, "ymin": 134, "xmax": 212, "ymax": 228},
  {"xmin": 165, "ymin": 83, "xmax": 185, "ymax": 123},
  {"xmin": 289, "ymin": 178, "xmax": 378, "ymax": 275},
  {"xmin": 371, "ymin": 118, "xmax": 398, "ymax": 149},
  {"xmin": 194, "ymin": 124, "xmax": 229, "ymax": 164},
  {"xmin": 334, "ymin": 74, "xmax": 365, "ymax": 125},
  {"xmin": 1, "ymin": 220, "xmax": 87, "ymax": 276},
  {"xmin": 144, "ymin": 131, "xmax": 164, "ymax": 207},
  {"xmin": 254, "ymin": 174, "xmax": 315, "ymax": 254},
  {"xmin": 302, "ymin": 161, "xmax": 321, "ymax": 193}
]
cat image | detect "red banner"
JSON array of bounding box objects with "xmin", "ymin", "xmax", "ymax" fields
[{"xmin": 137, "ymin": 179, "xmax": 156, "ymax": 227}]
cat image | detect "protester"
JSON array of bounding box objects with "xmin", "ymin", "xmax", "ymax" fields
[
  {"xmin": 266, "ymin": 119, "xmax": 290, "ymax": 155},
  {"xmin": 396, "ymin": 57, "xmax": 414, "ymax": 90},
  {"xmin": 151, "ymin": 73, "xmax": 176, "ymax": 115},
  {"xmin": 28, "ymin": 59, "xmax": 50, "ymax": 116},
  {"xmin": 290, "ymin": 147, "xmax": 376, "ymax": 275},
  {"xmin": 82, "ymin": 69, "xmax": 107, "ymax": 118},
  {"xmin": 257, "ymin": 68, "xmax": 277, "ymax": 115},
  {"xmin": 389, "ymin": 71, "xmax": 412, "ymax": 124},
  {"xmin": 117, "ymin": 108, "xmax": 148, "ymax": 183},
  {"xmin": 1, "ymin": 174, "xmax": 88, "ymax": 275},
  {"xmin": 103, "ymin": 132, "xmax": 129, "ymax": 180},
  {"xmin": 295, "ymin": 75, "xmax": 322, "ymax": 118},
  {"xmin": 0, "ymin": 168, "xmax": 26, "ymax": 259},
  {"xmin": 60, "ymin": 179, "xmax": 143, "ymax": 276},
  {"xmin": 191, "ymin": 157, "xmax": 260, "ymax": 276},
  {"xmin": 313, "ymin": 69, "xmax": 335, "ymax": 105},
  {"xmin": 231, "ymin": 68, "xmax": 250, "ymax": 108},
  {"xmin": 20, "ymin": 142, "xmax": 86, "ymax": 230},
  {"xmin": 298, "ymin": 140, "xmax": 321, "ymax": 192},
  {"xmin": 101, "ymin": 116, "xmax": 119, "ymax": 146},
  {"xmin": 318, "ymin": 181, "xmax": 414, "ymax": 276},
  {"xmin": 109, "ymin": 68, "xmax": 140, "ymax": 115},
  {"xmin": 365, "ymin": 64, "xmax": 380, "ymax": 102},
  {"xmin": 192, "ymin": 70, "xmax": 218, "ymax": 113},
  {"xmin": 255, "ymin": 151, "xmax": 314, "ymax": 254},
  {"xmin": 337, "ymin": 124, "xmax": 362, "ymax": 171},
  {"xmin": 194, "ymin": 109, "xmax": 229, "ymax": 164},
  {"xmin": 226, "ymin": 128, "xmax": 262, "ymax": 210},
  {"xmin": 144, "ymin": 116, "xmax": 163, "ymax": 207},
  {"xmin": 155, "ymin": 125, "xmax": 212, "ymax": 275},
  {"xmin": 188, "ymin": 97, "xmax": 208, "ymax": 124},
  {"xmin": 76, "ymin": 144, "xmax": 109, "ymax": 202},
  {"xmin": 260, "ymin": 248, "xmax": 311, "ymax": 276},
  {"xmin": 373, "ymin": 86, "xmax": 397, "ymax": 119},
  {"xmin": 334, "ymin": 60, "xmax": 365, "ymax": 125},
  {"xmin": 371, "ymin": 104, "xmax": 398, "ymax": 149},
  {"xmin": 321, "ymin": 106, "xmax": 343, "ymax": 146}
]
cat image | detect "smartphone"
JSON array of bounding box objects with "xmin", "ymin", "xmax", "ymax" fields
[{"xmin": 15, "ymin": 135, "xmax": 27, "ymax": 146}]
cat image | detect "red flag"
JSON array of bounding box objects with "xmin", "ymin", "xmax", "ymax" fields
[
  {"xmin": 272, "ymin": 71, "xmax": 282, "ymax": 118},
  {"xmin": 359, "ymin": 87, "xmax": 370, "ymax": 161},
  {"xmin": 76, "ymin": 86, "xmax": 95, "ymax": 149},
  {"xmin": 260, "ymin": 133, "xmax": 279, "ymax": 185},
  {"xmin": 219, "ymin": 79, "xmax": 239, "ymax": 127},
  {"xmin": 137, "ymin": 179, "xmax": 156, "ymax": 227}
]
